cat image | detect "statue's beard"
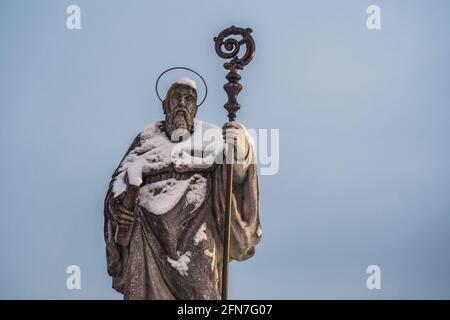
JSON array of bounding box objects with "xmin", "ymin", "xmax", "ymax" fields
[{"xmin": 164, "ymin": 106, "xmax": 195, "ymax": 141}]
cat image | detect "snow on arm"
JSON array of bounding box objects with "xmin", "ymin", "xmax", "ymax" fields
[{"xmin": 138, "ymin": 174, "xmax": 207, "ymax": 216}]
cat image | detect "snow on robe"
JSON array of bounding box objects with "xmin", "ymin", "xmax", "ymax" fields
[{"xmin": 104, "ymin": 120, "xmax": 262, "ymax": 300}]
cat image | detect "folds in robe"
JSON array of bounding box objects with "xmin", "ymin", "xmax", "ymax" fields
[{"xmin": 104, "ymin": 120, "xmax": 261, "ymax": 300}]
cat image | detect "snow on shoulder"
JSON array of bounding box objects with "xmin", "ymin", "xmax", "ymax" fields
[{"xmin": 112, "ymin": 120, "xmax": 223, "ymax": 198}]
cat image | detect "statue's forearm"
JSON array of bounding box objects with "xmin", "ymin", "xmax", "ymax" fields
[
  {"xmin": 232, "ymin": 136, "xmax": 253, "ymax": 183},
  {"xmin": 106, "ymin": 190, "xmax": 122, "ymax": 223}
]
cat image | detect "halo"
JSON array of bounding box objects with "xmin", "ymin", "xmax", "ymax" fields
[{"xmin": 155, "ymin": 67, "xmax": 208, "ymax": 107}]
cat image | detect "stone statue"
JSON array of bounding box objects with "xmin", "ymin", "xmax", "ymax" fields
[{"xmin": 103, "ymin": 77, "xmax": 262, "ymax": 299}]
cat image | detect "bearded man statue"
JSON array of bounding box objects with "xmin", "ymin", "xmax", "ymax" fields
[{"xmin": 104, "ymin": 77, "xmax": 262, "ymax": 300}]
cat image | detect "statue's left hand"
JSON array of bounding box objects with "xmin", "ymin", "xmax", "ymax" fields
[{"xmin": 222, "ymin": 121, "xmax": 248, "ymax": 163}]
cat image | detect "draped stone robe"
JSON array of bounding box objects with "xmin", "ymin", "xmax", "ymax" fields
[{"xmin": 104, "ymin": 120, "xmax": 261, "ymax": 299}]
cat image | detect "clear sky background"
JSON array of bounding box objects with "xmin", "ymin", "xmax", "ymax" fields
[{"xmin": 1, "ymin": 0, "xmax": 449, "ymax": 299}]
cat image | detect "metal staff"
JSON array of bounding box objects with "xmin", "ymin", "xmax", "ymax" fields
[{"xmin": 214, "ymin": 26, "xmax": 256, "ymax": 300}]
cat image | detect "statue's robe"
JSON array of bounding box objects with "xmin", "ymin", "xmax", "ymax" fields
[{"xmin": 104, "ymin": 120, "xmax": 261, "ymax": 300}]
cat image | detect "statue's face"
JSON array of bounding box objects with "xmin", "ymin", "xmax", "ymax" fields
[{"xmin": 164, "ymin": 85, "xmax": 198, "ymax": 140}]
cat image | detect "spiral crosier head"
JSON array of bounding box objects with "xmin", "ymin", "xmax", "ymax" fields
[
  {"xmin": 214, "ymin": 26, "xmax": 255, "ymax": 69},
  {"xmin": 214, "ymin": 26, "xmax": 256, "ymax": 121}
]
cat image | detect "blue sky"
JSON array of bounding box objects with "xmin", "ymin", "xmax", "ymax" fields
[{"xmin": 0, "ymin": 0, "xmax": 449, "ymax": 299}]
